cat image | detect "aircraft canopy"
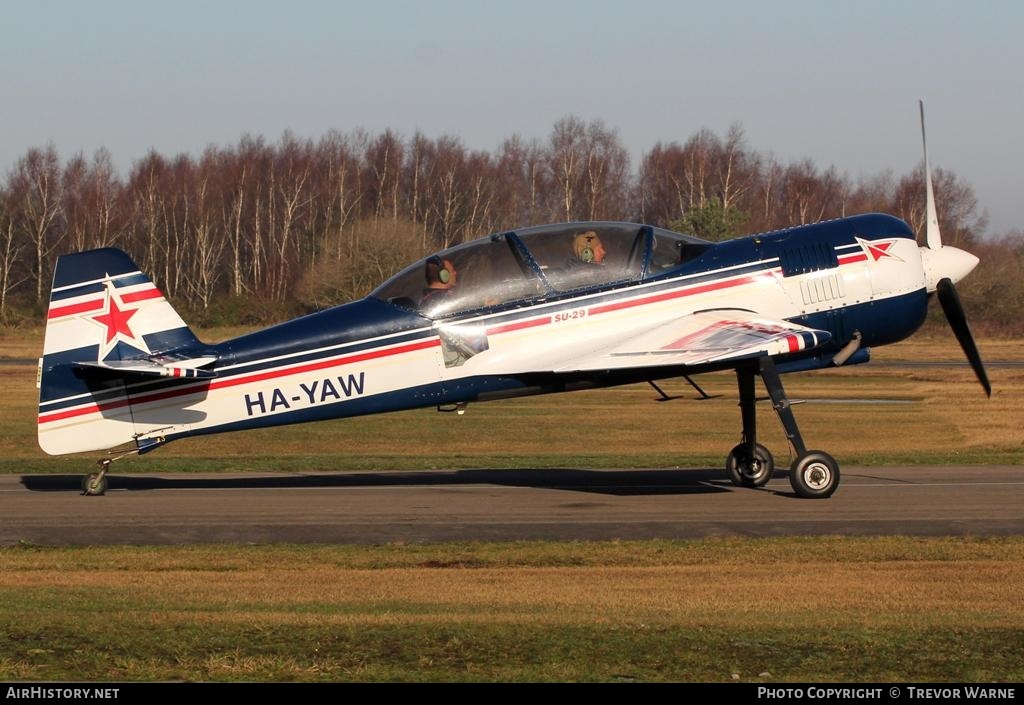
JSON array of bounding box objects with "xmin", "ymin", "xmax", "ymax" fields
[{"xmin": 372, "ymin": 222, "xmax": 709, "ymax": 319}]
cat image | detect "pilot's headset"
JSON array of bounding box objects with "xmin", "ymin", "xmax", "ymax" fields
[
  {"xmin": 427, "ymin": 255, "xmax": 453, "ymax": 285},
  {"xmin": 573, "ymin": 231, "xmax": 600, "ymax": 263}
]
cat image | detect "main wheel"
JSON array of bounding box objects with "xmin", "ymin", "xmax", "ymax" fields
[
  {"xmin": 81, "ymin": 473, "xmax": 108, "ymax": 496},
  {"xmin": 789, "ymin": 451, "xmax": 840, "ymax": 498},
  {"xmin": 726, "ymin": 442, "xmax": 775, "ymax": 488}
]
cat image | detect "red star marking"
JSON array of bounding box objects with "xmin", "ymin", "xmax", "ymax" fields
[
  {"xmin": 866, "ymin": 241, "xmax": 894, "ymax": 261},
  {"xmin": 861, "ymin": 239, "xmax": 902, "ymax": 262},
  {"xmin": 91, "ymin": 296, "xmax": 138, "ymax": 344}
]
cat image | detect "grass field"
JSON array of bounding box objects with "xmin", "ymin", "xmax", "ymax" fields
[
  {"xmin": 1, "ymin": 538, "xmax": 1022, "ymax": 682},
  {"xmin": 1, "ymin": 327, "xmax": 1021, "ymax": 682}
]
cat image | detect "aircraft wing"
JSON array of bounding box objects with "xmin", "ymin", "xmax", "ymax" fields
[{"xmin": 554, "ymin": 309, "xmax": 831, "ymax": 372}]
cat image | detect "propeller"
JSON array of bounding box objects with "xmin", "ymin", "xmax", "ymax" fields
[
  {"xmin": 920, "ymin": 101, "xmax": 942, "ymax": 251},
  {"xmin": 936, "ymin": 277, "xmax": 991, "ymax": 396},
  {"xmin": 917, "ymin": 101, "xmax": 991, "ymax": 396}
]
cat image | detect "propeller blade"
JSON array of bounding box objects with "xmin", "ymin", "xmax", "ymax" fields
[
  {"xmin": 936, "ymin": 277, "xmax": 991, "ymax": 396},
  {"xmin": 919, "ymin": 101, "xmax": 942, "ymax": 249}
]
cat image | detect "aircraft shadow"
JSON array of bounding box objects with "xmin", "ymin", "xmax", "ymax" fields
[{"xmin": 20, "ymin": 468, "xmax": 739, "ymax": 497}]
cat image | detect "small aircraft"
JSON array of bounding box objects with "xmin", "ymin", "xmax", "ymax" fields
[{"xmin": 38, "ymin": 104, "xmax": 989, "ymax": 498}]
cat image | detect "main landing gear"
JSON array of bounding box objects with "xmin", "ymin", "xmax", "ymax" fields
[{"xmin": 726, "ymin": 357, "xmax": 840, "ymax": 498}]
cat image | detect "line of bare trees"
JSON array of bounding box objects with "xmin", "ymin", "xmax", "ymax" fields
[{"xmin": 2, "ymin": 115, "xmax": 1019, "ymax": 332}]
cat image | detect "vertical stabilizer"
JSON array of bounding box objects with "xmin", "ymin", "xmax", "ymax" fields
[{"xmin": 38, "ymin": 248, "xmax": 208, "ymax": 454}]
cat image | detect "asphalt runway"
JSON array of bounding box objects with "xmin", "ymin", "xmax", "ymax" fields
[{"xmin": 1, "ymin": 465, "xmax": 1021, "ymax": 545}]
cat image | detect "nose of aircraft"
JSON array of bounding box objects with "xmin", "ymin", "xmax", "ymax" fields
[{"xmin": 920, "ymin": 245, "xmax": 979, "ymax": 292}]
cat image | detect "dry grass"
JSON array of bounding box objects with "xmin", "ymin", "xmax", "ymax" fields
[
  {"xmin": 1, "ymin": 538, "xmax": 1022, "ymax": 681},
  {"xmin": 3, "ymin": 563, "xmax": 1020, "ymax": 628}
]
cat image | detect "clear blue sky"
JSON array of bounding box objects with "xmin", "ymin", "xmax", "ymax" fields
[{"xmin": 3, "ymin": 0, "xmax": 1021, "ymax": 234}]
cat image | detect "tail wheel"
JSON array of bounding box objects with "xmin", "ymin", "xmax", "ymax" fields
[
  {"xmin": 726, "ymin": 442, "xmax": 775, "ymax": 488},
  {"xmin": 81, "ymin": 472, "xmax": 108, "ymax": 497},
  {"xmin": 789, "ymin": 451, "xmax": 840, "ymax": 499}
]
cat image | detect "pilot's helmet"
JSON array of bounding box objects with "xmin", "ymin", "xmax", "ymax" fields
[{"xmin": 573, "ymin": 231, "xmax": 602, "ymax": 263}]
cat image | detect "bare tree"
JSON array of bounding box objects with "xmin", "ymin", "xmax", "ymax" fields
[
  {"xmin": 365, "ymin": 130, "xmax": 404, "ymax": 221},
  {"xmin": 6, "ymin": 145, "xmax": 65, "ymax": 302},
  {"xmin": 638, "ymin": 142, "xmax": 688, "ymax": 226},
  {"xmin": 638, "ymin": 129, "xmax": 734, "ymax": 228},
  {"xmin": 428, "ymin": 135, "xmax": 468, "ymax": 249},
  {"xmin": 126, "ymin": 151, "xmax": 171, "ymax": 292},
  {"xmin": 581, "ymin": 120, "xmax": 629, "ymax": 221},
  {"xmin": 752, "ymin": 157, "xmax": 783, "ymax": 232},
  {"xmin": 549, "ymin": 116, "xmax": 586, "ymax": 221},
  {"xmin": 495, "ymin": 135, "xmax": 547, "ymax": 225},
  {"xmin": 0, "ymin": 210, "xmax": 28, "ymax": 322},
  {"xmin": 716, "ymin": 124, "xmax": 755, "ymax": 213},
  {"xmin": 184, "ymin": 155, "xmax": 226, "ymax": 309},
  {"xmin": 464, "ymin": 150, "xmax": 497, "ymax": 239},
  {"xmin": 403, "ymin": 131, "xmax": 433, "ymax": 244},
  {"xmin": 222, "ymin": 155, "xmax": 250, "ymax": 298},
  {"xmin": 269, "ymin": 134, "xmax": 313, "ymax": 302},
  {"xmin": 64, "ymin": 148, "xmax": 122, "ymax": 253}
]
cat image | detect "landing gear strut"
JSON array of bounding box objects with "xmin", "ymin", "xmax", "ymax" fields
[
  {"xmin": 728, "ymin": 357, "xmax": 840, "ymax": 498},
  {"xmin": 79, "ymin": 436, "xmax": 156, "ymax": 497}
]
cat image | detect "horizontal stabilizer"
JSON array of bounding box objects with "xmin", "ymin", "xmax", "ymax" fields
[{"xmin": 74, "ymin": 356, "xmax": 218, "ymax": 379}]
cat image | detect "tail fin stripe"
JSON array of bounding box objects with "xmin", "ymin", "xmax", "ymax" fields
[
  {"xmin": 51, "ymin": 270, "xmax": 144, "ymax": 294},
  {"xmin": 47, "ymin": 284, "xmax": 163, "ymax": 320},
  {"xmin": 47, "ymin": 299, "xmax": 106, "ymax": 319},
  {"xmin": 51, "ymin": 273, "xmax": 151, "ymax": 300},
  {"xmin": 120, "ymin": 287, "xmax": 165, "ymax": 304}
]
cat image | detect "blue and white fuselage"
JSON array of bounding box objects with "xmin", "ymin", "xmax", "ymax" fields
[{"xmin": 38, "ymin": 213, "xmax": 955, "ymax": 457}]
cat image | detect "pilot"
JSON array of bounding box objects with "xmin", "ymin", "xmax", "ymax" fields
[
  {"xmin": 571, "ymin": 230, "xmax": 606, "ymax": 266},
  {"xmin": 421, "ymin": 255, "xmax": 458, "ymax": 311}
]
